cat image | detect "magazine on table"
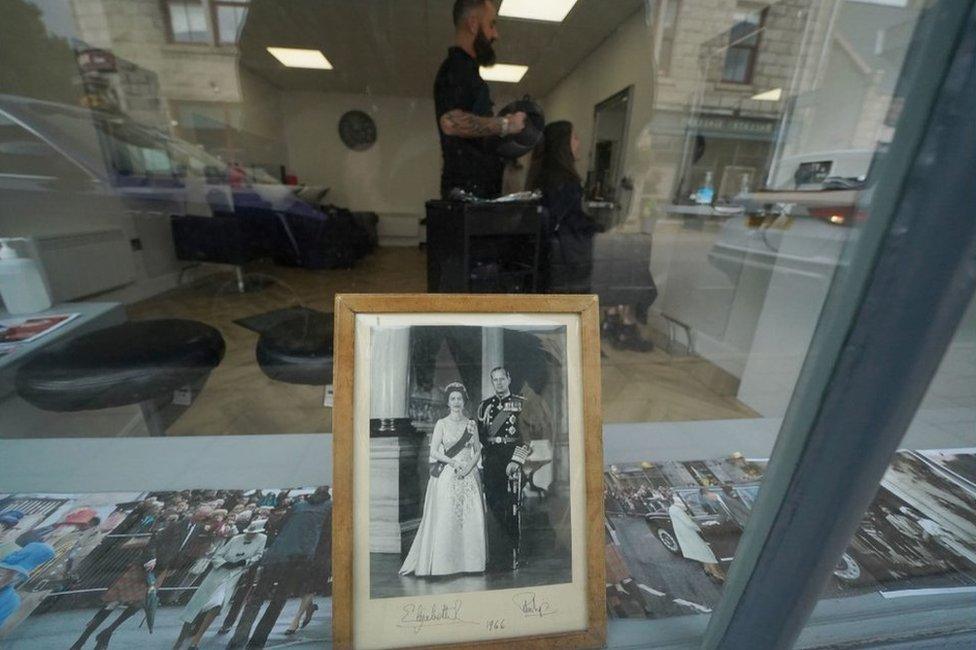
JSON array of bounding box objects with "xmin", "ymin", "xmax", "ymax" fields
[{"xmin": 0, "ymin": 313, "xmax": 81, "ymax": 349}]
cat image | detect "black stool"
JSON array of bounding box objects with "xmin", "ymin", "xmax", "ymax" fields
[
  {"xmin": 255, "ymin": 312, "xmax": 333, "ymax": 385},
  {"xmin": 15, "ymin": 319, "xmax": 225, "ymax": 436}
]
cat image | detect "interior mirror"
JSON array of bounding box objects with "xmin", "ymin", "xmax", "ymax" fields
[{"xmin": 586, "ymin": 86, "xmax": 633, "ymax": 203}]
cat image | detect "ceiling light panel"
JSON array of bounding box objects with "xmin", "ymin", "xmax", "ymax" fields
[
  {"xmin": 266, "ymin": 47, "xmax": 333, "ymax": 70},
  {"xmin": 499, "ymin": 0, "xmax": 579, "ymax": 22},
  {"xmin": 480, "ymin": 64, "xmax": 529, "ymax": 83}
]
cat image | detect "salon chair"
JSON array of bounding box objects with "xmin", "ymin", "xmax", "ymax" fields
[
  {"xmin": 171, "ymin": 213, "xmax": 264, "ymax": 293},
  {"xmin": 15, "ymin": 319, "xmax": 225, "ymax": 436},
  {"xmin": 425, "ymin": 200, "xmax": 546, "ymax": 293},
  {"xmin": 255, "ymin": 311, "xmax": 334, "ymax": 386}
]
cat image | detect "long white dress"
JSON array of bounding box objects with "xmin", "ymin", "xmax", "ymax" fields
[
  {"xmin": 399, "ymin": 417, "xmax": 487, "ymax": 576},
  {"xmin": 179, "ymin": 532, "xmax": 266, "ymax": 623},
  {"xmin": 668, "ymin": 504, "xmax": 717, "ymax": 564}
]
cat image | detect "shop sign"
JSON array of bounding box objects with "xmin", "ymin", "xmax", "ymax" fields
[{"xmin": 651, "ymin": 110, "xmax": 777, "ymax": 139}]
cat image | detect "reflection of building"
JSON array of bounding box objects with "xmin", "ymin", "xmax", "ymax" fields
[
  {"xmin": 68, "ymin": 0, "xmax": 284, "ymax": 169},
  {"xmin": 646, "ymin": 0, "xmax": 820, "ymax": 205},
  {"xmin": 633, "ymin": 0, "xmax": 928, "ymax": 418},
  {"xmin": 73, "ymin": 42, "xmax": 167, "ymax": 128},
  {"xmin": 772, "ymin": 0, "xmax": 925, "ymax": 179},
  {"xmin": 642, "ymin": 0, "xmax": 923, "ymax": 204}
]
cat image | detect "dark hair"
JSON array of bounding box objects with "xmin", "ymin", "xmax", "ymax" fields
[
  {"xmin": 445, "ymin": 381, "xmax": 469, "ymax": 404},
  {"xmin": 528, "ymin": 120, "xmax": 581, "ymax": 191},
  {"xmin": 489, "ymin": 367, "xmax": 510, "ymax": 379},
  {"xmin": 453, "ymin": 0, "xmax": 490, "ymax": 27}
]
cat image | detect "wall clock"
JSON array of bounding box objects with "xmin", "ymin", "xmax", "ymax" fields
[{"xmin": 338, "ymin": 110, "xmax": 377, "ymax": 151}]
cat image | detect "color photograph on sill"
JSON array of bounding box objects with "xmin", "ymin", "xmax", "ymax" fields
[
  {"xmin": 604, "ymin": 449, "xmax": 976, "ymax": 620},
  {"xmin": 0, "ymin": 486, "xmax": 332, "ymax": 649},
  {"xmin": 3, "ymin": 447, "xmax": 972, "ymax": 648}
]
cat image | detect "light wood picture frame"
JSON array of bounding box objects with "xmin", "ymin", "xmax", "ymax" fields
[{"xmin": 332, "ymin": 294, "xmax": 605, "ymax": 649}]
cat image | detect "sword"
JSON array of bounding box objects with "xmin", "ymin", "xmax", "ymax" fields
[{"xmin": 509, "ymin": 470, "xmax": 523, "ymax": 570}]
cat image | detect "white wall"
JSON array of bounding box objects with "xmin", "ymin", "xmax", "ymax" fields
[
  {"xmin": 542, "ymin": 9, "xmax": 656, "ymax": 226},
  {"xmin": 238, "ymin": 65, "xmax": 289, "ymax": 169},
  {"xmin": 282, "ymin": 91, "xmax": 442, "ymax": 244}
]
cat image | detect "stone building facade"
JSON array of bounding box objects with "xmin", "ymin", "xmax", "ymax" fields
[
  {"xmin": 68, "ymin": 0, "xmax": 285, "ymax": 168},
  {"xmin": 635, "ymin": 0, "xmax": 919, "ymax": 208}
]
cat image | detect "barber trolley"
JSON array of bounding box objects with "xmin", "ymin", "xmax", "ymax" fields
[{"xmin": 425, "ymin": 200, "xmax": 547, "ymax": 293}]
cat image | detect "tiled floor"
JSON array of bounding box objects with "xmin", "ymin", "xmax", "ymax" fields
[{"xmin": 128, "ymin": 247, "xmax": 756, "ymax": 436}]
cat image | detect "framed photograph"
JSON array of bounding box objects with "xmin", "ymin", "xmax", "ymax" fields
[{"xmin": 332, "ymin": 294, "xmax": 605, "ymax": 649}]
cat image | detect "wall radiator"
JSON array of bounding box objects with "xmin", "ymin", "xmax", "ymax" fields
[{"xmin": 33, "ymin": 230, "xmax": 135, "ymax": 302}]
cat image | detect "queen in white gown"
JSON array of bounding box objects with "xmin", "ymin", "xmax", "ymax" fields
[{"xmin": 399, "ymin": 382, "xmax": 487, "ymax": 576}]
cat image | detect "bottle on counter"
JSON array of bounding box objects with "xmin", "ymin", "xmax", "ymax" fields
[
  {"xmin": 695, "ymin": 171, "xmax": 715, "ymax": 206},
  {"xmin": 739, "ymin": 172, "xmax": 752, "ymax": 196},
  {"xmin": 0, "ymin": 238, "xmax": 53, "ymax": 314}
]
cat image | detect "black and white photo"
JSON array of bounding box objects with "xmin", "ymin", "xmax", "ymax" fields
[
  {"xmin": 334, "ymin": 296, "xmax": 604, "ymax": 650},
  {"xmin": 368, "ymin": 324, "xmax": 572, "ymax": 600}
]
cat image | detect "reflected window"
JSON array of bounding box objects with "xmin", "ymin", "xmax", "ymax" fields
[
  {"xmin": 655, "ymin": 0, "xmax": 680, "ymax": 77},
  {"xmin": 722, "ymin": 7, "xmax": 766, "ymax": 84},
  {"xmin": 104, "ymin": 124, "xmax": 177, "ymax": 181},
  {"xmin": 166, "ymin": 0, "xmax": 211, "ymax": 44},
  {"xmin": 215, "ymin": 0, "xmax": 249, "ymax": 44},
  {"xmin": 0, "ymin": 113, "xmax": 87, "ymax": 181}
]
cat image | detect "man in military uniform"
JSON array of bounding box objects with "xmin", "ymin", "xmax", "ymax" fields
[{"xmin": 477, "ymin": 366, "xmax": 531, "ymax": 571}]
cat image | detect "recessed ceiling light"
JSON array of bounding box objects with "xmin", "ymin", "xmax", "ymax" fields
[
  {"xmin": 751, "ymin": 88, "xmax": 782, "ymax": 101},
  {"xmin": 480, "ymin": 63, "xmax": 528, "ymax": 83},
  {"xmin": 266, "ymin": 47, "xmax": 333, "ymax": 70},
  {"xmin": 499, "ymin": 0, "xmax": 579, "ymax": 22}
]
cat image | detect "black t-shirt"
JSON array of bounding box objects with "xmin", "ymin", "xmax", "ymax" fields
[{"xmin": 433, "ymin": 47, "xmax": 503, "ymax": 198}]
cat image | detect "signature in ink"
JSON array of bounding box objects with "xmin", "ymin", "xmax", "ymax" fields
[
  {"xmin": 513, "ymin": 591, "xmax": 557, "ymax": 618},
  {"xmin": 398, "ymin": 600, "xmax": 475, "ymax": 633}
]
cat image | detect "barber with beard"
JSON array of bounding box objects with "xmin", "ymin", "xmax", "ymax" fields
[{"xmin": 435, "ymin": 0, "xmax": 526, "ymax": 199}]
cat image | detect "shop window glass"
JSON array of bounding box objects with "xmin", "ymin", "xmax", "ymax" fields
[
  {"xmin": 0, "ymin": 0, "xmax": 965, "ymax": 647},
  {"xmin": 799, "ymin": 296, "xmax": 976, "ymax": 639}
]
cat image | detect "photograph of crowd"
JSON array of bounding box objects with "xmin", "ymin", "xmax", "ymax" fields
[
  {"xmin": 0, "ymin": 486, "xmax": 332, "ymax": 649},
  {"xmin": 602, "ymin": 449, "xmax": 976, "ymax": 619},
  {"xmin": 6, "ymin": 446, "xmax": 971, "ymax": 641}
]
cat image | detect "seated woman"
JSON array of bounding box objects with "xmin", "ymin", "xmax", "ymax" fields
[{"xmin": 529, "ymin": 121, "xmax": 655, "ymax": 350}]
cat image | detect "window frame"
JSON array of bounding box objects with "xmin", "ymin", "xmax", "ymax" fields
[
  {"xmin": 162, "ymin": 0, "xmax": 213, "ymax": 45},
  {"xmin": 653, "ymin": 0, "xmax": 681, "ymax": 78},
  {"xmin": 211, "ymin": 0, "xmax": 249, "ymax": 45},
  {"xmin": 701, "ymin": 1, "xmax": 976, "ymax": 647},
  {"xmin": 720, "ymin": 6, "xmax": 767, "ymax": 85}
]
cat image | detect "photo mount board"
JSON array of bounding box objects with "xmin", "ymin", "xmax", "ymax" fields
[{"xmin": 331, "ymin": 294, "xmax": 606, "ymax": 649}]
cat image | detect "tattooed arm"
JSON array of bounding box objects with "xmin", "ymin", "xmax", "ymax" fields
[{"xmin": 439, "ymin": 109, "xmax": 526, "ymax": 138}]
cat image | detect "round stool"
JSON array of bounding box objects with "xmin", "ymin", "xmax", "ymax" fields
[
  {"xmin": 255, "ymin": 312, "xmax": 333, "ymax": 386},
  {"xmin": 16, "ymin": 319, "xmax": 225, "ymax": 434}
]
